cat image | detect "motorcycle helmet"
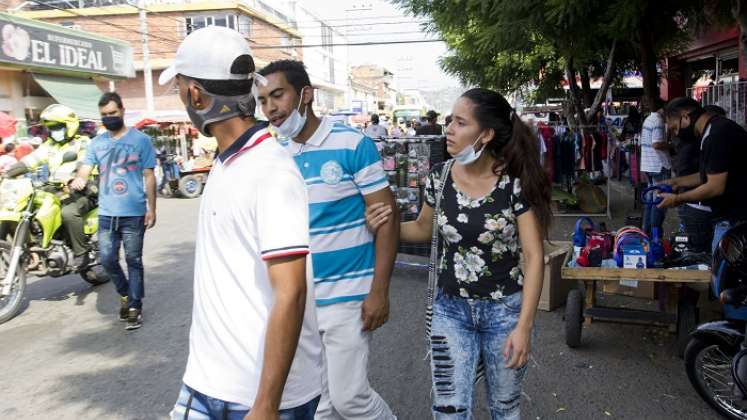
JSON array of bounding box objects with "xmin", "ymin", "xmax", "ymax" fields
[{"xmin": 40, "ymin": 104, "xmax": 79, "ymax": 143}]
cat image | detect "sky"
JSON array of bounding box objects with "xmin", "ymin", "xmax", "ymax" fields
[{"xmin": 296, "ymin": 0, "xmax": 462, "ymax": 91}]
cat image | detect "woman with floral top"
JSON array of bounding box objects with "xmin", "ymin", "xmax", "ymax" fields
[{"xmin": 366, "ymin": 88, "xmax": 551, "ymax": 419}]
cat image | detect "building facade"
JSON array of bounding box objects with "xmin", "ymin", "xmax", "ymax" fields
[
  {"xmin": 0, "ymin": 11, "xmax": 133, "ymax": 132},
  {"xmin": 661, "ymin": 26, "xmax": 747, "ymax": 124},
  {"xmin": 351, "ymin": 64, "xmax": 398, "ymax": 116},
  {"xmin": 283, "ymin": 3, "xmax": 349, "ymax": 115},
  {"xmin": 13, "ymin": 0, "xmax": 303, "ymax": 122}
]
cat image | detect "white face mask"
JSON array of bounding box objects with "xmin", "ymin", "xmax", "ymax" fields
[
  {"xmin": 50, "ymin": 128, "xmax": 66, "ymax": 142},
  {"xmin": 273, "ymin": 88, "xmax": 308, "ymax": 139},
  {"xmin": 453, "ymin": 135, "xmax": 484, "ymax": 165}
]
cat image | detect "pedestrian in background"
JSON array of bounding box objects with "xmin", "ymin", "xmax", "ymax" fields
[
  {"xmin": 0, "ymin": 143, "xmax": 17, "ymax": 173},
  {"xmin": 366, "ymin": 88, "xmax": 550, "ymax": 419},
  {"xmin": 416, "ymin": 110, "xmax": 443, "ymax": 135},
  {"xmin": 364, "ymin": 113, "xmax": 389, "ymax": 138},
  {"xmin": 406, "ymin": 121, "xmax": 416, "ymax": 136},
  {"xmin": 258, "ymin": 59, "xmax": 398, "ymax": 420},
  {"xmin": 72, "ymin": 91, "xmax": 157, "ymax": 330},
  {"xmin": 640, "ymin": 98, "xmax": 671, "ymax": 238},
  {"xmin": 160, "ymin": 27, "xmax": 322, "ymax": 419}
]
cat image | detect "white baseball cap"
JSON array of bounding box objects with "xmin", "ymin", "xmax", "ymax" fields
[{"xmin": 158, "ymin": 26, "xmax": 255, "ymax": 85}]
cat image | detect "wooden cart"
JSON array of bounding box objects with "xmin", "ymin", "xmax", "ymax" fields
[{"xmin": 562, "ymin": 250, "xmax": 711, "ymax": 355}]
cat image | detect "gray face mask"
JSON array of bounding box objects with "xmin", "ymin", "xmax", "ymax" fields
[{"xmin": 186, "ymin": 87, "xmax": 256, "ymax": 136}]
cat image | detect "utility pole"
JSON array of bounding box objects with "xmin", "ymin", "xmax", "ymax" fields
[{"xmin": 138, "ymin": 0, "xmax": 155, "ymax": 114}]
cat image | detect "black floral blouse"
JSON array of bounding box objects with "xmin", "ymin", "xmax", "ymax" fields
[{"xmin": 424, "ymin": 161, "xmax": 529, "ymax": 300}]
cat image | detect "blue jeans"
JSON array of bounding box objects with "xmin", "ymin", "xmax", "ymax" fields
[
  {"xmin": 170, "ymin": 384, "xmax": 320, "ymax": 419},
  {"xmin": 98, "ymin": 216, "xmax": 145, "ymax": 310},
  {"xmin": 430, "ymin": 290, "xmax": 528, "ymax": 420},
  {"xmin": 643, "ymin": 169, "xmax": 671, "ymax": 238}
]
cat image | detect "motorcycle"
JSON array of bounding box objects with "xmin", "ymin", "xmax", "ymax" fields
[
  {"xmin": 0, "ymin": 152, "xmax": 109, "ymax": 324},
  {"xmin": 685, "ymin": 222, "xmax": 747, "ymax": 419}
]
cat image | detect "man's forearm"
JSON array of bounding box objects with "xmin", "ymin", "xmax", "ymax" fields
[
  {"xmin": 371, "ymin": 205, "xmax": 399, "ymax": 294},
  {"xmin": 253, "ymin": 286, "xmax": 306, "ymax": 411},
  {"xmin": 75, "ymin": 165, "xmax": 93, "ymax": 180},
  {"xmin": 674, "ymin": 173, "xmax": 702, "ymax": 188},
  {"xmin": 677, "ymin": 181, "xmax": 721, "ymax": 204}
]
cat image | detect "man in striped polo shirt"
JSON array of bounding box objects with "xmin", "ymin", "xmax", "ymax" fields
[{"xmin": 258, "ymin": 60, "xmax": 399, "ymax": 420}]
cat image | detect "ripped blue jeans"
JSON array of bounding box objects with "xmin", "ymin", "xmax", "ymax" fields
[{"xmin": 430, "ymin": 290, "xmax": 527, "ymax": 420}]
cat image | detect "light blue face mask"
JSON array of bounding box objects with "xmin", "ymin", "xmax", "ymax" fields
[
  {"xmin": 453, "ymin": 135, "xmax": 484, "ymax": 165},
  {"xmin": 272, "ymin": 87, "xmax": 308, "ymax": 139}
]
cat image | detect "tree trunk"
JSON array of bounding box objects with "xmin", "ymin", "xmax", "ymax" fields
[
  {"xmin": 580, "ymin": 67, "xmax": 594, "ymax": 108},
  {"xmin": 565, "ymin": 58, "xmax": 589, "ymax": 126},
  {"xmin": 587, "ymin": 41, "xmax": 618, "ymax": 120},
  {"xmin": 732, "ymin": 0, "xmax": 747, "ymax": 79},
  {"xmin": 638, "ymin": 22, "xmax": 659, "ymax": 112}
]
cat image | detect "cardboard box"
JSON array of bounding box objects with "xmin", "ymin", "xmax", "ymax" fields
[
  {"xmin": 522, "ymin": 241, "xmax": 571, "ymax": 311},
  {"xmin": 602, "ymin": 280, "xmax": 656, "ymax": 299}
]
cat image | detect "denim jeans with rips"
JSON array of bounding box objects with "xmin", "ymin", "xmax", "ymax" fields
[
  {"xmin": 430, "ymin": 290, "xmax": 528, "ymax": 420},
  {"xmin": 98, "ymin": 216, "xmax": 145, "ymax": 309}
]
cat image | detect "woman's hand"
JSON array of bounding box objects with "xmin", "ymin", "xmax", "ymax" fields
[
  {"xmin": 365, "ymin": 202, "xmax": 393, "ymax": 233},
  {"xmin": 503, "ymin": 325, "xmax": 532, "ymax": 369}
]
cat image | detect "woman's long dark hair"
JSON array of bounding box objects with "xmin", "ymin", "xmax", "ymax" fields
[{"xmin": 461, "ymin": 88, "xmax": 552, "ymax": 238}]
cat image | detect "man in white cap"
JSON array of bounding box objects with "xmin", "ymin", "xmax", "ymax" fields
[{"xmin": 159, "ymin": 26, "xmax": 322, "ymax": 419}]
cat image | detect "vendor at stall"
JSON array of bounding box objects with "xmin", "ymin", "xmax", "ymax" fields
[{"xmin": 658, "ymin": 97, "xmax": 747, "ymax": 253}]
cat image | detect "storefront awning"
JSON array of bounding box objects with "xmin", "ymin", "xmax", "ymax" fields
[{"xmin": 32, "ymin": 74, "xmax": 102, "ymax": 120}]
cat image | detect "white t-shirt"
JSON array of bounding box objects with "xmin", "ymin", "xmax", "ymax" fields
[
  {"xmin": 364, "ymin": 124, "xmax": 388, "ymax": 138},
  {"xmin": 184, "ymin": 124, "xmax": 323, "ymax": 409},
  {"xmin": 640, "ymin": 112, "xmax": 671, "ymax": 172}
]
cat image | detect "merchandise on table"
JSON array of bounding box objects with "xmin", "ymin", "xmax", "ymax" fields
[{"xmin": 568, "ymin": 217, "xmax": 711, "ymax": 271}]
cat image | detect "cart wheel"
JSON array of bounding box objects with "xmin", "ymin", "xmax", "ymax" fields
[
  {"xmin": 178, "ymin": 174, "xmax": 203, "ymax": 198},
  {"xmin": 565, "ymin": 289, "xmax": 584, "ymax": 348},
  {"xmin": 676, "ymin": 296, "xmax": 698, "ymax": 358}
]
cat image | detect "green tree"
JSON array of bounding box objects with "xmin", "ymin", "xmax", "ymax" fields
[
  {"xmin": 397, "ymin": 0, "xmax": 711, "ymax": 119},
  {"xmin": 396, "ymin": 0, "xmax": 625, "ymax": 125}
]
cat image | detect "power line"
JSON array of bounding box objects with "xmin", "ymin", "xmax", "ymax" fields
[
  {"xmin": 23, "ymin": 0, "xmax": 181, "ymax": 45},
  {"xmin": 49, "ymin": 18, "xmax": 425, "ymax": 32},
  {"xmin": 252, "ymin": 39, "xmax": 444, "ymax": 49},
  {"xmin": 57, "ymin": 24, "xmax": 431, "ymax": 41}
]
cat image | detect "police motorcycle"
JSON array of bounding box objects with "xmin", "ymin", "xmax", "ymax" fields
[
  {"xmin": 0, "ymin": 106, "xmax": 109, "ymax": 324},
  {"xmin": 685, "ymin": 222, "xmax": 747, "ymax": 419}
]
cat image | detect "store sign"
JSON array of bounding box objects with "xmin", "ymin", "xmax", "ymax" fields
[{"xmin": 0, "ymin": 15, "xmax": 134, "ymax": 78}]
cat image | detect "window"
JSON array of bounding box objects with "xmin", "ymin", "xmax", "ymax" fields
[
  {"xmin": 321, "ymin": 24, "xmax": 333, "ymax": 53},
  {"xmin": 185, "ymin": 15, "xmax": 239, "ymax": 35},
  {"xmin": 238, "ymin": 16, "xmax": 252, "ymax": 36}
]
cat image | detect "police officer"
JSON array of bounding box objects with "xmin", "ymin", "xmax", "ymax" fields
[{"xmin": 6, "ymin": 104, "xmax": 94, "ymax": 268}]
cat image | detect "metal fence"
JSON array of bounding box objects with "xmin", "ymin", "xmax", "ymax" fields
[{"xmin": 687, "ymin": 81, "xmax": 747, "ymax": 125}]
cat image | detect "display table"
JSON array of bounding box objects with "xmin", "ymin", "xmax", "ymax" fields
[{"xmin": 561, "ymin": 248, "xmax": 711, "ymax": 355}]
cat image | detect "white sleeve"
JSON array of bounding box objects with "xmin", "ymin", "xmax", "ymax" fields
[
  {"xmin": 256, "ymin": 167, "xmax": 310, "ymax": 261},
  {"xmin": 651, "ymin": 118, "xmax": 666, "ymax": 144}
]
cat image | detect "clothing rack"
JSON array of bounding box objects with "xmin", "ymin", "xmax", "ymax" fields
[{"xmin": 536, "ymin": 122, "xmax": 613, "ymax": 219}]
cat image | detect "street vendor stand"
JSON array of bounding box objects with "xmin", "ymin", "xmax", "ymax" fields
[
  {"xmin": 135, "ymin": 118, "xmax": 211, "ymax": 198},
  {"xmin": 562, "ymin": 249, "xmax": 711, "ymax": 355},
  {"xmin": 372, "ymin": 135, "xmax": 446, "ymax": 257}
]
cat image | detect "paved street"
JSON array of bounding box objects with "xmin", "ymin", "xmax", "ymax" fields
[{"xmin": 0, "ymin": 196, "xmax": 720, "ymax": 419}]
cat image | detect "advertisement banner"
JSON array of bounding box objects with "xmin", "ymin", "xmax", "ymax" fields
[{"xmin": 0, "ymin": 13, "xmax": 134, "ymax": 78}]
